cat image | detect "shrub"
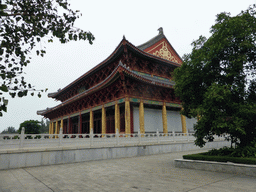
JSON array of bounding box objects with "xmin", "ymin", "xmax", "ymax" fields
[
  {"xmin": 183, "ymin": 153, "xmax": 256, "ymax": 165},
  {"xmin": 206, "ymin": 146, "xmax": 256, "ymax": 158}
]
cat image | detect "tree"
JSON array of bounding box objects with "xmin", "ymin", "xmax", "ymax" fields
[
  {"xmin": 40, "ymin": 118, "xmax": 49, "ymax": 133},
  {"xmin": 174, "ymin": 5, "xmax": 256, "ymax": 148},
  {"xmin": 0, "ymin": 0, "xmax": 95, "ymax": 116},
  {"xmin": 1, "ymin": 126, "xmax": 16, "ymax": 133},
  {"xmin": 18, "ymin": 120, "xmax": 41, "ymax": 134}
]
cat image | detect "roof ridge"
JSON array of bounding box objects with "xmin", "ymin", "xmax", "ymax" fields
[{"xmin": 137, "ymin": 30, "xmax": 165, "ymax": 51}]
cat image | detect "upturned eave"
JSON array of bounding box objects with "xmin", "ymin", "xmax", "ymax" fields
[
  {"xmin": 49, "ymin": 34, "xmax": 181, "ymax": 100},
  {"xmin": 38, "ymin": 61, "xmax": 175, "ymax": 116}
]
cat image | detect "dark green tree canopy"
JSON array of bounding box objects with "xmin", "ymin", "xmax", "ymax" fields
[
  {"xmin": 19, "ymin": 119, "xmax": 41, "ymax": 134},
  {"xmin": 1, "ymin": 126, "xmax": 16, "ymax": 134},
  {"xmin": 0, "ymin": 0, "xmax": 95, "ymax": 116},
  {"xmin": 174, "ymin": 5, "xmax": 256, "ymax": 147},
  {"xmin": 40, "ymin": 118, "xmax": 49, "ymax": 133}
]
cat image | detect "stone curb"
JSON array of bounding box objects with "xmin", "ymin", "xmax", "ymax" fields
[{"xmin": 174, "ymin": 159, "xmax": 256, "ymax": 177}]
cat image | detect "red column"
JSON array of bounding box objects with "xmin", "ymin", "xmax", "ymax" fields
[
  {"xmin": 64, "ymin": 120, "xmax": 68, "ymax": 134},
  {"xmin": 68, "ymin": 117, "xmax": 72, "ymax": 134},
  {"xmin": 79, "ymin": 113, "xmax": 82, "ymax": 134},
  {"xmin": 63, "ymin": 120, "xmax": 66, "ymax": 134}
]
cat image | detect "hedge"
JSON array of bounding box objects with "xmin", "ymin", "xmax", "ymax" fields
[{"xmin": 183, "ymin": 153, "xmax": 256, "ymax": 165}]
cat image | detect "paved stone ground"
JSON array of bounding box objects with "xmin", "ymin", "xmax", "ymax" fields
[{"xmin": 0, "ymin": 150, "xmax": 255, "ymax": 192}]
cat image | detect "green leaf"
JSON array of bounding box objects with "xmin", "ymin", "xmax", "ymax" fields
[
  {"xmin": 0, "ymin": 85, "xmax": 8, "ymax": 92},
  {"xmin": 74, "ymin": 34, "xmax": 77, "ymax": 41},
  {"xmin": 9, "ymin": 92, "xmax": 16, "ymax": 98},
  {"xmin": 0, "ymin": 0, "xmax": 95, "ymax": 116},
  {"xmin": 15, "ymin": 16, "xmax": 21, "ymax": 22},
  {"xmin": 18, "ymin": 91, "xmax": 23, "ymax": 97},
  {"xmin": 2, "ymin": 105, "xmax": 7, "ymax": 112}
]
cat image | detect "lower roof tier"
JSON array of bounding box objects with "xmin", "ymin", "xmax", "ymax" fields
[{"xmin": 38, "ymin": 64, "xmax": 181, "ymax": 120}]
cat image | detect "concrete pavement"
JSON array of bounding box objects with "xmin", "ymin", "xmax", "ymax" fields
[{"xmin": 0, "ymin": 150, "xmax": 255, "ymax": 192}]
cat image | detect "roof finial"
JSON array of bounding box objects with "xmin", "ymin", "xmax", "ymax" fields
[
  {"xmin": 158, "ymin": 27, "xmax": 163, "ymax": 34},
  {"xmin": 123, "ymin": 35, "xmax": 126, "ymax": 40}
]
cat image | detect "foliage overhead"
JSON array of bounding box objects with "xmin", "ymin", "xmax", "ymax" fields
[
  {"xmin": 174, "ymin": 5, "xmax": 256, "ymax": 147},
  {"xmin": 0, "ymin": 0, "xmax": 95, "ymax": 116}
]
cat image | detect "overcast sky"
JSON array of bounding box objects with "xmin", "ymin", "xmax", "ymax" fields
[{"xmin": 0, "ymin": 0, "xmax": 255, "ymax": 132}]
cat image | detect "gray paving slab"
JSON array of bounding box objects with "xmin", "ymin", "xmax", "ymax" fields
[{"xmin": 0, "ymin": 150, "xmax": 255, "ymax": 192}]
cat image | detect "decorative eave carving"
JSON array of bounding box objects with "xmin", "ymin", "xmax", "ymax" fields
[
  {"xmin": 137, "ymin": 27, "xmax": 183, "ymax": 64},
  {"xmin": 48, "ymin": 29, "xmax": 181, "ymax": 101},
  {"xmin": 152, "ymin": 42, "xmax": 179, "ymax": 63},
  {"xmin": 37, "ymin": 61, "xmax": 175, "ymax": 116}
]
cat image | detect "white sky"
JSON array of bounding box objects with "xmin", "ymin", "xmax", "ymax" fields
[{"xmin": 0, "ymin": 0, "xmax": 255, "ymax": 132}]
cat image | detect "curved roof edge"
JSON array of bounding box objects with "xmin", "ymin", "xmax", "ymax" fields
[
  {"xmin": 137, "ymin": 27, "xmax": 165, "ymax": 50},
  {"xmin": 37, "ymin": 107, "xmax": 53, "ymax": 115},
  {"xmin": 49, "ymin": 38, "xmax": 126, "ymax": 99},
  {"xmin": 50, "ymin": 35, "xmax": 180, "ymax": 100},
  {"xmin": 38, "ymin": 61, "xmax": 175, "ymax": 116},
  {"xmin": 137, "ymin": 27, "xmax": 183, "ymax": 62},
  {"xmin": 48, "ymin": 92, "xmax": 58, "ymax": 98}
]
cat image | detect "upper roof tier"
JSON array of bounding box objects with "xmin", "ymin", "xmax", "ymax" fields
[
  {"xmin": 137, "ymin": 27, "xmax": 182, "ymax": 64},
  {"xmin": 48, "ymin": 28, "xmax": 182, "ymax": 101},
  {"xmin": 37, "ymin": 61, "xmax": 176, "ymax": 116}
]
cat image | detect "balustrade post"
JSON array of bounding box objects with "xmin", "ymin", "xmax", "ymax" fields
[
  {"xmin": 90, "ymin": 128, "xmax": 93, "ymax": 146},
  {"xmin": 19, "ymin": 127, "xmax": 25, "ymax": 148},
  {"xmin": 156, "ymin": 129, "xmax": 160, "ymax": 144},
  {"xmin": 59, "ymin": 128, "xmax": 63, "ymax": 146},
  {"xmin": 138, "ymin": 129, "xmax": 141, "ymax": 145},
  {"xmin": 116, "ymin": 129, "xmax": 120, "ymax": 146},
  {"xmin": 172, "ymin": 130, "xmax": 175, "ymax": 142}
]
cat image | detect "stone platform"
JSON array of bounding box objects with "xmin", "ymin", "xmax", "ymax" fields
[{"xmin": 0, "ymin": 140, "xmax": 229, "ymax": 170}]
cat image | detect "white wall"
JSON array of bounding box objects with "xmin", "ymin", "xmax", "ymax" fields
[
  {"xmin": 133, "ymin": 107, "xmax": 183, "ymax": 133},
  {"xmin": 186, "ymin": 117, "xmax": 197, "ymax": 132},
  {"xmin": 167, "ymin": 110, "xmax": 182, "ymax": 132}
]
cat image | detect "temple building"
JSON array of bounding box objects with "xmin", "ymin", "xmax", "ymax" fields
[{"xmin": 37, "ymin": 28, "xmax": 197, "ymax": 135}]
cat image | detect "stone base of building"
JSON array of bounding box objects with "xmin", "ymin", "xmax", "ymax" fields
[{"xmin": 0, "ymin": 140, "xmax": 229, "ymax": 170}]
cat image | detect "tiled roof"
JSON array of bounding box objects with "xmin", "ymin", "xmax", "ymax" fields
[
  {"xmin": 38, "ymin": 61, "xmax": 174, "ymax": 116},
  {"xmin": 48, "ymin": 36, "xmax": 179, "ymax": 100},
  {"xmin": 137, "ymin": 28, "xmax": 165, "ymax": 51}
]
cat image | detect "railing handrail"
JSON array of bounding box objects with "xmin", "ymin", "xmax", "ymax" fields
[{"xmin": 0, "ymin": 127, "xmax": 226, "ymax": 150}]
